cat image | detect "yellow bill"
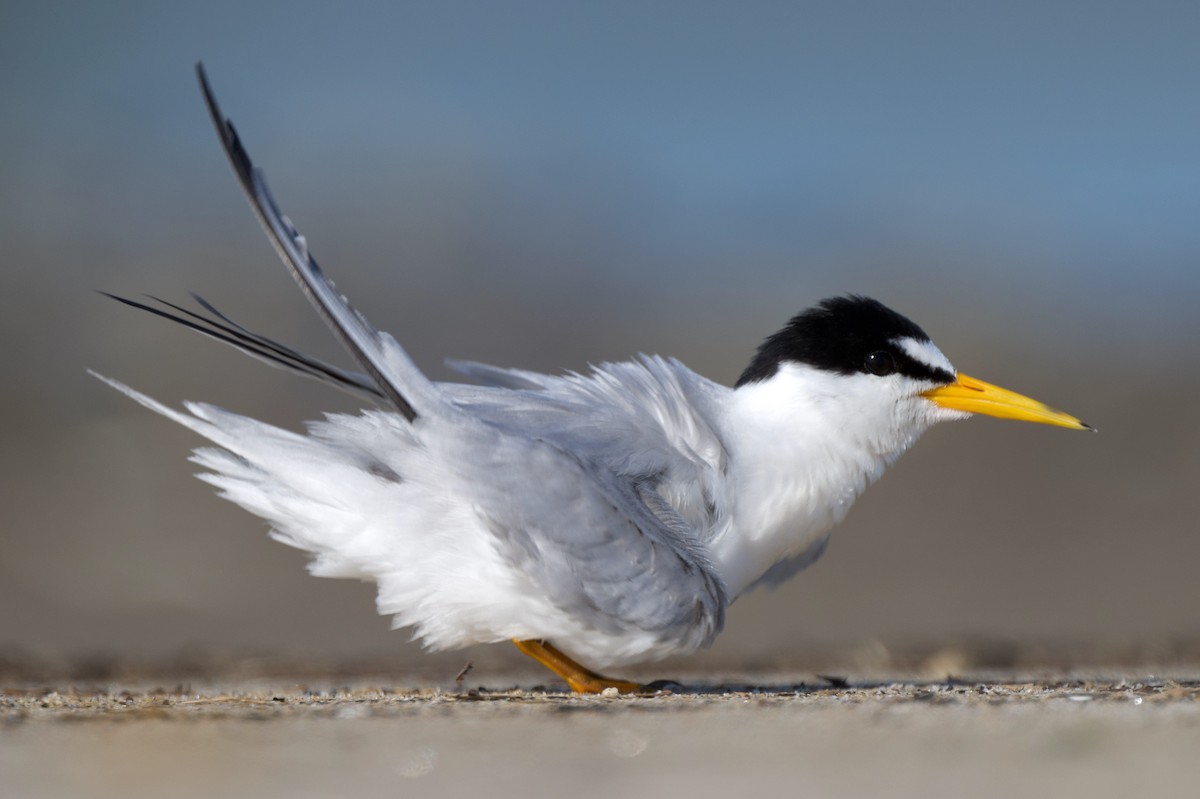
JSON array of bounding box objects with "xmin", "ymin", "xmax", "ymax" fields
[{"xmin": 922, "ymin": 373, "xmax": 1092, "ymax": 431}]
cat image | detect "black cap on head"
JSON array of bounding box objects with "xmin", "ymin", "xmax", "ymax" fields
[{"xmin": 735, "ymin": 295, "xmax": 953, "ymax": 387}]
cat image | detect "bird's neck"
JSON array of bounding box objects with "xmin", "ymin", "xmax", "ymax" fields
[{"xmin": 711, "ymin": 365, "xmax": 930, "ymax": 597}]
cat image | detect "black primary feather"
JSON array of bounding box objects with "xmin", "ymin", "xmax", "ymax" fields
[
  {"xmin": 100, "ymin": 292, "xmax": 386, "ymax": 402},
  {"xmin": 196, "ymin": 63, "xmax": 422, "ymax": 422}
]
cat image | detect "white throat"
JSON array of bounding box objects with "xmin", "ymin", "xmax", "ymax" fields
[{"xmin": 710, "ymin": 362, "xmax": 944, "ymax": 597}]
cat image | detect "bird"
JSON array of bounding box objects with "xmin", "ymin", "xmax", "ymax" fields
[{"xmin": 94, "ymin": 65, "xmax": 1091, "ymax": 694}]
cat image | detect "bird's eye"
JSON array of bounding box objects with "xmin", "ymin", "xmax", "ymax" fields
[{"xmin": 864, "ymin": 351, "xmax": 896, "ymax": 376}]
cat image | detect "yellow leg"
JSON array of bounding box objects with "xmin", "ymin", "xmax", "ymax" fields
[{"xmin": 513, "ymin": 639, "xmax": 642, "ymax": 694}]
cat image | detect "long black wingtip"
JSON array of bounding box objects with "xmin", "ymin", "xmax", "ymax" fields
[
  {"xmin": 98, "ymin": 290, "xmax": 388, "ymax": 402},
  {"xmin": 193, "ymin": 62, "xmax": 422, "ymax": 423},
  {"xmin": 196, "ymin": 62, "xmax": 256, "ymax": 197}
]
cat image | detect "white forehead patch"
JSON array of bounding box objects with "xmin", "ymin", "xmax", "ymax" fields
[{"xmin": 896, "ymin": 337, "xmax": 956, "ymax": 376}]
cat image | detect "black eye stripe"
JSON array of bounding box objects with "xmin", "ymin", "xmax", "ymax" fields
[
  {"xmin": 892, "ymin": 353, "xmax": 955, "ymax": 383},
  {"xmin": 736, "ymin": 295, "xmax": 957, "ymax": 387},
  {"xmin": 864, "ymin": 349, "xmax": 954, "ymax": 382}
]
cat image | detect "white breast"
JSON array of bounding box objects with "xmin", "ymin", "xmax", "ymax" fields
[{"xmin": 709, "ymin": 363, "xmax": 937, "ymax": 596}]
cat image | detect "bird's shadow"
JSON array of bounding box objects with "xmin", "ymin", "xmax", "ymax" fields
[
  {"xmin": 633, "ymin": 676, "xmax": 912, "ymax": 696},
  {"xmin": 469, "ymin": 674, "xmax": 977, "ymax": 699}
]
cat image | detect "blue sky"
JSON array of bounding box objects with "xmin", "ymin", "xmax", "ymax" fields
[{"xmin": 5, "ymin": 1, "xmax": 1197, "ymax": 318}]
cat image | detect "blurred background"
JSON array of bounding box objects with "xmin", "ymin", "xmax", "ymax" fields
[{"xmin": 2, "ymin": 1, "xmax": 1197, "ymax": 679}]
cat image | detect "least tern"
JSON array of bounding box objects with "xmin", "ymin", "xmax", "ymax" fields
[{"xmin": 95, "ymin": 65, "xmax": 1091, "ymax": 693}]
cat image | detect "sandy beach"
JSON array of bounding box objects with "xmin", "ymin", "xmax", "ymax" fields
[{"xmin": 5, "ymin": 661, "xmax": 1199, "ymax": 799}]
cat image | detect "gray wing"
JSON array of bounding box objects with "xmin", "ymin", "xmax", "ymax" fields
[
  {"xmin": 198, "ymin": 63, "xmax": 442, "ymax": 423},
  {"xmin": 444, "ymin": 358, "xmax": 556, "ymax": 390},
  {"xmin": 446, "ymin": 356, "xmax": 731, "ymax": 497},
  {"xmin": 456, "ymin": 425, "xmax": 727, "ymax": 647},
  {"xmin": 438, "ymin": 358, "xmax": 731, "ymax": 643}
]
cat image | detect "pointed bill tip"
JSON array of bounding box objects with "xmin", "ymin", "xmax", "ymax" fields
[{"xmin": 922, "ymin": 372, "xmax": 1092, "ymax": 432}]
